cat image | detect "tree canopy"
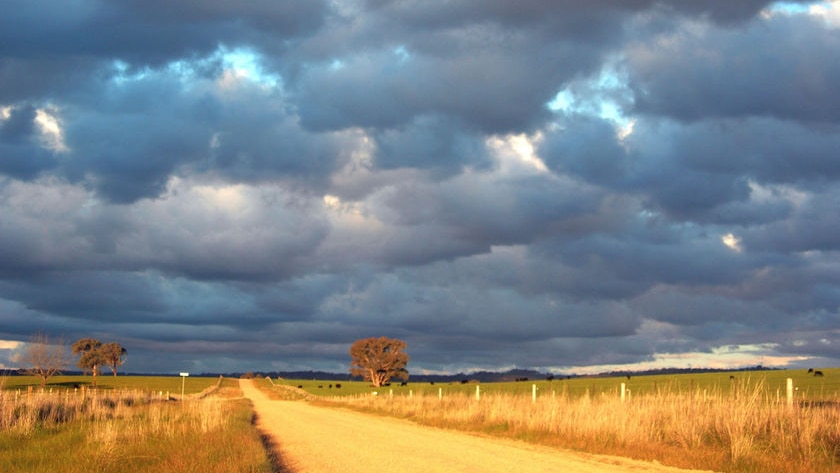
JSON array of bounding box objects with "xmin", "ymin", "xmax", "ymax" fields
[
  {"xmin": 100, "ymin": 342, "xmax": 127, "ymax": 377},
  {"xmin": 72, "ymin": 338, "xmax": 127, "ymax": 385},
  {"xmin": 349, "ymin": 336, "xmax": 409, "ymax": 388}
]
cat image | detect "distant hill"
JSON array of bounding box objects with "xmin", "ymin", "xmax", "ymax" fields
[
  {"xmin": 2, "ymin": 365, "xmax": 777, "ymax": 381},
  {"xmin": 221, "ymin": 365, "xmax": 780, "ymax": 383}
]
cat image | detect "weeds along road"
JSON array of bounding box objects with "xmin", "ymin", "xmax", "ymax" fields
[{"xmin": 240, "ymin": 379, "xmax": 716, "ymax": 473}]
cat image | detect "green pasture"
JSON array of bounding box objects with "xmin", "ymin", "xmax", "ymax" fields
[
  {"xmin": 0, "ymin": 375, "xmax": 220, "ymax": 395},
  {"xmin": 275, "ymin": 368, "xmax": 840, "ymax": 401}
]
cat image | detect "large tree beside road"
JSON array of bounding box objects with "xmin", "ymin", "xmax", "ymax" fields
[{"xmin": 349, "ymin": 336, "xmax": 409, "ymax": 388}]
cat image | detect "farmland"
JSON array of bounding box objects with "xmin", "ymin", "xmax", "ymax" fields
[
  {"xmin": 1, "ymin": 374, "xmax": 222, "ymax": 396},
  {"xmin": 4, "ymin": 369, "xmax": 840, "ymax": 473},
  {"xmin": 265, "ymin": 369, "xmax": 840, "ymax": 473},
  {"xmin": 273, "ymin": 368, "xmax": 840, "ymax": 401},
  {"xmin": 0, "ymin": 375, "xmax": 274, "ymax": 473}
]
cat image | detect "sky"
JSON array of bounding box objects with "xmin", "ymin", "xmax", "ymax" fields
[{"xmin": 2, "ymin": 1, "xmax": 840, "ymax": 376}]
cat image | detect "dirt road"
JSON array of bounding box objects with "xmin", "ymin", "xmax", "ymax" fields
[{"xmin": 240, "ymin": 379, "xmax": 715, "ymax": 473}]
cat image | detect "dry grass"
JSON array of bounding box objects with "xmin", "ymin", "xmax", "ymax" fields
[
  {"xmin": 0, "ymin": 387, "xmax": 159, "ymax": 435},
  {"xmin": 328, "ymin": 379, "xmax": 840, "ymax": 473},
  {"xmin": 0, "ymin": 378, "xmax": 275, "ymax": 473}
]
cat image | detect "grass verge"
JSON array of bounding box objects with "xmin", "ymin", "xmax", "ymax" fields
[
  {"xmin": 0, "ymin": 377, "xmax": 276, "ymax": 473},
  {"xmin": 321, "ymin": 378, "xmax": 840, "ymax": 473}
]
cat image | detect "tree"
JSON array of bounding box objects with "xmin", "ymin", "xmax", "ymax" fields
[
  {"xmin": 23, "ymin": 332, "xmax": 68, "ymax": 388},
  {"xmin": 100, "ymin": 342, "xmax": 127, "ymax": 377},
  {"xmin": 72, "ymin": 338, "xmax": 104, "ymax": 386},
  {"xmin": 349, "ymin": 336, "xmax": 409, "ymax": 388}
]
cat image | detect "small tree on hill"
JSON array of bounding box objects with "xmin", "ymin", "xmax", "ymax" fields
[
  {"xmin": 349, "ymin": 336, "xmax": 409, "ymax": 388},
  {"xmin": 23, "ymin": 332, "xmax": 68, "ymax": 388},
  {"xmin": 100, "ymin": 342, "xmax": 127, "ymax": 377}
]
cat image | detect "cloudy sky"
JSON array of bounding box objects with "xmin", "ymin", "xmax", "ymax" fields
[{"xmin": 2, "ymin": 1, "xmax": 840, "ymax": 376}]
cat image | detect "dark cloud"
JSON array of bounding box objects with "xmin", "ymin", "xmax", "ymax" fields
[
  {"xmin": 627, "ymin": 12, "xmax": 840, "ymax": 123},
  {"xmin": 1, "ymin": 1, "xmax": 839, "ymax": 374}
]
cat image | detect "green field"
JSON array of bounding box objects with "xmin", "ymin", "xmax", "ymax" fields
[
  {"xmin": 274, "ymin": 368, "xmax": 840, "ymax": 400},
  {"xmin": 1, "ymin": 375, "xmax": 221, "ymax": 395}
]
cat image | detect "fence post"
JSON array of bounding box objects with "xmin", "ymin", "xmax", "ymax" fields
[
  {"xmin": 786, "ymin": 378, "xmax": 794, "ymax": 407},
  {"xmin": 532, "ymin": 384, "xmax": 537, "ymax": 403}
]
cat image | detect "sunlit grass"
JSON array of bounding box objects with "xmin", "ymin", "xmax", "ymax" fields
[
  {"xmin": 277, "ymin": 370, "xmax": 840, "ymax": 473},
  {"xmin": 2, "ymin": 375, "xmax": 221, "ymax": 396},
  {"xmin": 0, "ymin": 377, "xmax": 274, "ymax": 473},
  {"xmin": 276, "ymin": 368, "xmax": 840, "ymax": 401}
]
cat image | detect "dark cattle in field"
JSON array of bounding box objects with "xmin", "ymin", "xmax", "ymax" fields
[
  {"xmin": 335, "ymin": 384, "xmax": 342, "ymax": 389},
  {"xmin": 814, "ymin": 371, "xmax": 825, "ymax": 377},
  {"xmin": 808, "ymin": 368, "xmax": 814, "ymax": 373},
  {"xmin": 400, "ymin": 381, "xmax": 408, "ymax": 386}
]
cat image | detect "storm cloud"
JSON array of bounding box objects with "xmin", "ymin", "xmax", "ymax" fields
[{"xmin": 1, "ymin": 1, "xmax": 839, "ymax": 375}]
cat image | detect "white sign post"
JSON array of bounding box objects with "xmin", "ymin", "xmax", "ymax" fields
[{"xmin": 180, "ymin": 372, "xmax": 189, "ymax": 400}]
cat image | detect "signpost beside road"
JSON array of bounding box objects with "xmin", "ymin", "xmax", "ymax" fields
[{"xmin": 180, "ymin": 372, "xmax": 189, "ymax": 400}]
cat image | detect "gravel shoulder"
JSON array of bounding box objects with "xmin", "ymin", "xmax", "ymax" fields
[{"xmin": 240, "ymin": 379, "xmax": 717, "ymax": 473}]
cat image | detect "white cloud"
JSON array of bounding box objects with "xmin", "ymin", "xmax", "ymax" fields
[
  {"xmin": 0, "ymin": 340, "xmax": 22, "ymax": 350},
  {"xmin": 722, "ymin": 233, "xmax": 743, "ymax": 252},
  {"xmin": 560, "ymin": 343, "xmax": 810, "ymax": 375},
  {"xmin": 810, "ymin": 0, "xmax": 840, "ymax": 26},
  {"xmin": 486, "ymin": 133, "xmax": 549, "ymax": 173},
  {"xmin": 34, "ymin": 106, "xmax": 70, "ymax": 153}
]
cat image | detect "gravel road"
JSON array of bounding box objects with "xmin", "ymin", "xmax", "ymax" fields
[{"xmin": 240, "ymin": 379, "xmax": 716, "ymax": 473}]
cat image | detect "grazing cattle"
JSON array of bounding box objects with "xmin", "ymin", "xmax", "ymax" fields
[
  {"xmin": 430, "ymin": 381, "xmax": 435, "ymax": 385},
  {"xmin": 808, "ymin": 368, "xmax": 814, "ymax": 373},
  {"xmin": 318, "ymin": 385, "xmax": 323, "ymax": 389},
  {"xmin": 729, "ymin": 375, "xmax": 736, "ymax": 380},
  {"xmin": 335, "ymin": 384, "xmax": 342, "ymax": 389},
  {"xmin": 400, "ymin": 381, "xmax": 408, "ymax": 386},
  {"xmin": 814, "ymin": 371, "xmax": 825, "ymax": 377},
  {"xmin": 297, "ymin": 385, "xmax": 303, "ymax": 389},
  {"xmin": 329, "ymin": 384, "xmax": 333, "ymax": 389}
]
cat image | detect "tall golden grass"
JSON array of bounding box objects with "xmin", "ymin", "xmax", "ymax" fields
[
  {"xmin": 0, "ymin": 387, "xmax": 159, "ymax": 435},
  {"xmin": 0, "ymin": 379, "xmax": 275, "ymax": 473},
  {"xmin": 329, "ymin": 379, "xmax": 840, "ymax": 473}
]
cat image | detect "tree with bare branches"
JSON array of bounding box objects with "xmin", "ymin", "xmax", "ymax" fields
[
  {"xmin": 23, "ymin": 332, "xmax": 68, "ymax": 388},
  {"xmin": 350, "ymin": 336, "xmax": 409, "ymax": 388}
]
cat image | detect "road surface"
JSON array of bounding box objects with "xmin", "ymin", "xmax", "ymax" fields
[{"xmin": 240, "ymin": 379, "xmax": 716, "ymax": 473}]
